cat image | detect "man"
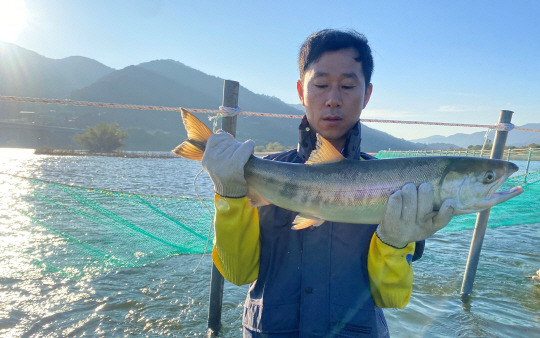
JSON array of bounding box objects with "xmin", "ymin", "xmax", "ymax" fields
[{"xmin": 203, "ymin": 29, "xmax": 455, "ymax": 337}]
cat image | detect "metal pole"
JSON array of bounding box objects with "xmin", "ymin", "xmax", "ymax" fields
[
  {"xmin": 460, "ymin": 110, "xmax": 514, "ymax": 302},
  {"xmin": 207, "ymin": 80, "xmax": 239, "ymax": 337}
]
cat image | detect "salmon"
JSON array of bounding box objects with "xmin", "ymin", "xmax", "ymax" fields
[{"xmin": 173, "ymin": 109, "xmax": 523, "ymax": 230}]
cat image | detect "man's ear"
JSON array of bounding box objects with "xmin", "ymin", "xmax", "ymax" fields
[
  {"xmin": 297, "ymin": 80, "xmax": 305, "ymax": 106},
  {"xmin": 363, "ymin": 83, "xmax": 373, "ymax": 109}
]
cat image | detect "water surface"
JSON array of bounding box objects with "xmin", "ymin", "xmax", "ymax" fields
[{"xmin": 0, "ymin": 149, "xmax": 538, "ymax": 337}]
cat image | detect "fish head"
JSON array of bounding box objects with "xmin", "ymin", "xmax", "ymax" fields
[{"xmin": 438, "ymin": 157, "xmax": 523, "ymax": 215}]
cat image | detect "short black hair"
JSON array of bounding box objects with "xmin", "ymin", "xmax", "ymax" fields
[{"xmin": 298, "ymin": 29, "xmax": 374, "ymax": 88}]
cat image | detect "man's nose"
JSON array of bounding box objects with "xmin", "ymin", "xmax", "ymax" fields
[{"xmin": 325, "ymin": 85, "xmax": 342, "ymax": 108}]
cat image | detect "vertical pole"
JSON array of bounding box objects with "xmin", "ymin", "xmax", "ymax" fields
[
  {"xmin": 207, "ymin": 80, "xmax": 239, "ymax": 337},
  {"xmin": 221, "ymin": 80, "xmax": 239, "ymax": 136},
  {"xmin": 460, "ymin": 110, "xmax": 513, "ymax": 303},
  {"xmin": 524, "ymin": 148, "xmax": 532, "ymax": 184}
]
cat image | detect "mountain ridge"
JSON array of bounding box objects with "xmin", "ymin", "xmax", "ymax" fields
[
  {"xmin": 411, "ymin": 123, "xmax": 540, "ymax": 148},
  {"xmin": 0, "ymin": 41, "xmax": 114, "ymax": 98},
  {"xmin": 1, "ymin": 42, "xmax": 537, "ymax": 151}
]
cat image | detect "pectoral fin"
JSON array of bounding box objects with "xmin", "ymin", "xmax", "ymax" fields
[
  {"xmin": 247, "ymin": 189, "xmax": 271, "ymax": 207},
  {"xmin": 292, "ymin": 214, "xmax": 325, "ymax": 230}
]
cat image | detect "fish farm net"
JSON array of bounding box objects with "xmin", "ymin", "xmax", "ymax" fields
[
  {"xmin": 375, "ymin": 147, "xmax": 540, "ymax": 161},
  {"xmin": 2, "ymin": 165, "xmax": 539, "ymax": 280},
  {"xmin": 5, "ymin": 176, "xmax": 214, "ymax": 279}
]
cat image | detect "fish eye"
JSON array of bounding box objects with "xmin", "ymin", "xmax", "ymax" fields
[{"xmin": 483, "ymin": 170, "xmax": 496, "ymax": 184}]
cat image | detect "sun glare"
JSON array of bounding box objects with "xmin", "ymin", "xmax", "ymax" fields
[{"xmin": 0, "ymin": 0, "xmax": 27, "ymax": 42}]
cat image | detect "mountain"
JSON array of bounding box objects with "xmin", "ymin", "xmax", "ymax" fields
[
  {"xmin": 68, "ymin": 60, "xmax": 434, "ymax": 152},
  {"xmin": 288, "ymin": 103, "xmax": 305, "ymax": 111},
  {"xmin": 71, "ymin": 64, "xmax": 219, "ymax": 108},
  {"xmin": 67, "ymin": 61, "xmax": 302, "ymax": 146},
  {"xmin": 411, "ymin": 123, "xmax": 540, "ymax": 148},
  {"xmin": 138, "ymin": 60, "xmax": 305, "ymax": 116},
  {"xmin": 0, "ymin": 43, "xmax": 435, "ymax": 152},
  {"xmin": 0, "ymin": 41, "xmax": 114, "ymax": 98}
]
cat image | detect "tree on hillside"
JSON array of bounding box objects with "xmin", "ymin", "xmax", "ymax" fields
[
  {"xmin": 74, "ymin": 123, "xmax": 128, "ymax": 153},
  {"xmin": 468, "ymin": 143, "xmax": 493, "ymax": 151},
  {"xmin": 255, "ymin": 142, "xmax": 286, "ymax": 153}
]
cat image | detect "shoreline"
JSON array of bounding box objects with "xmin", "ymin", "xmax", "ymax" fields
[
  {"xmin": 32, "ymin": 147, "xmax": 288, "ymax": 158},
  {"xmin": 21, "ymin": 147, "xmax": 538, "ymax": 161},
  {"xmin": 34, "ymin": 147, "xmax": 179, "ymax": 158}
]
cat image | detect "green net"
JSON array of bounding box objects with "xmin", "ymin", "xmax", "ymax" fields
[
  {"xmin": 11, "ymin": 177, "xmax": 214, "ymax": 279},
  {"xmin": 5, "ymin": 162, "xmax": 539, "ymax": 280},
  {"xmin": 375, "ymin": 147, "xmax": 540, "ymax": 161}
]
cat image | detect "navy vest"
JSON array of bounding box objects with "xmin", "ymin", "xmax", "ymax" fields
[{"xmin": 242, "ymin": 119, "xmax": 424, "ymax": 337}]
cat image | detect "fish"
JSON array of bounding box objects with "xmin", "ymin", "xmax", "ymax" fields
[{"xmin": 173, "ymin": 108, "xmax": 524, "ymax": 230}]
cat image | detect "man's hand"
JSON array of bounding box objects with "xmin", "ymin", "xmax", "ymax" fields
[
  {"xmin": 376, "ymin": 183, "xmax": 456, "ymax": 249},
  {"xmin": 201, "ymin": 130, "xmax": 255, "ymax": 198}
]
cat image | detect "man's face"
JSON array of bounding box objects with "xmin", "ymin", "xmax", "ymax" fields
[{"xmin": 297, "ymin": 48, "xmax": 373, "ymax": 150}]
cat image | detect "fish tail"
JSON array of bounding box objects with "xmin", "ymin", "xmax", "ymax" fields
[{"xmin": 172, "ymin": 108, "xmax": 214, "ymax": 161}]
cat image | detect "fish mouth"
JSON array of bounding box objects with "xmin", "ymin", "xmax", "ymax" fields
[
  {"xmin": 456, "ymin": 186, "xmax": 523, "ymax": 215},
  {"xmin": 485, "ymin": 185, "xmax": 523, "ymax": 205},
  {"xmin": 455, "ymin": 164, "xmax": 523, "ymax": 214}
]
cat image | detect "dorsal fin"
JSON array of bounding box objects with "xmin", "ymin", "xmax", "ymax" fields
[{"xmin": 305, "ymin": 134, "xmax": 345, "ymax": 165}]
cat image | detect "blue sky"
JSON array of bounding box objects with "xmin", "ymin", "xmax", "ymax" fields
[{"xmin": 2, "ymin": 1, "xmax": 539, "ymax": 140}]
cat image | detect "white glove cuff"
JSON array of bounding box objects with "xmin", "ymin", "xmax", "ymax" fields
[
  {"xmin": 214, "ymin": 181, "xmax": 248, "ymax": 198},
  {"xmin": 375, "ymin": 227, "xmax": 408, "ymax": 249}
]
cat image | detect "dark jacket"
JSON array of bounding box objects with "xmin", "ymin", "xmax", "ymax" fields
[{"xmin": 242, "ymin": 118, "xmax": 424, "ymax": 337}]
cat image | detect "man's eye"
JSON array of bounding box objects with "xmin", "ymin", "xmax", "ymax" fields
[
  {"xmin": 314, "ymin": 84, "xmax": 328, "ymax": 89},
  {"xmin": 342, "ymin": 85, "xmax": 355, "ymax": 90}
]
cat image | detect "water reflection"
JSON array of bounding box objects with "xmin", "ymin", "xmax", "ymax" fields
[{"xmin": 1, "ymin": 148, "xmax": 539, "ymax": 336}]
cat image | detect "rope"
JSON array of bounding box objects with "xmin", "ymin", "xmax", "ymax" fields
[
  {"xmin": 481, "ymin": 128, "xmax": 493, "ymax": 154},
  {"xmin": 218, "ymin": 106, "xmax": 241, "ymax": 116},
  {"xmin": 358, "ymin": 118, "xmax": 520, "ymax": 131},
  {"xmin": 1, "ymin": 95, "xmax": 539, "ymax": 132},
  {"xmin": 209, "ymin": 106, "xmax": 243, "ymax": 131}
]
